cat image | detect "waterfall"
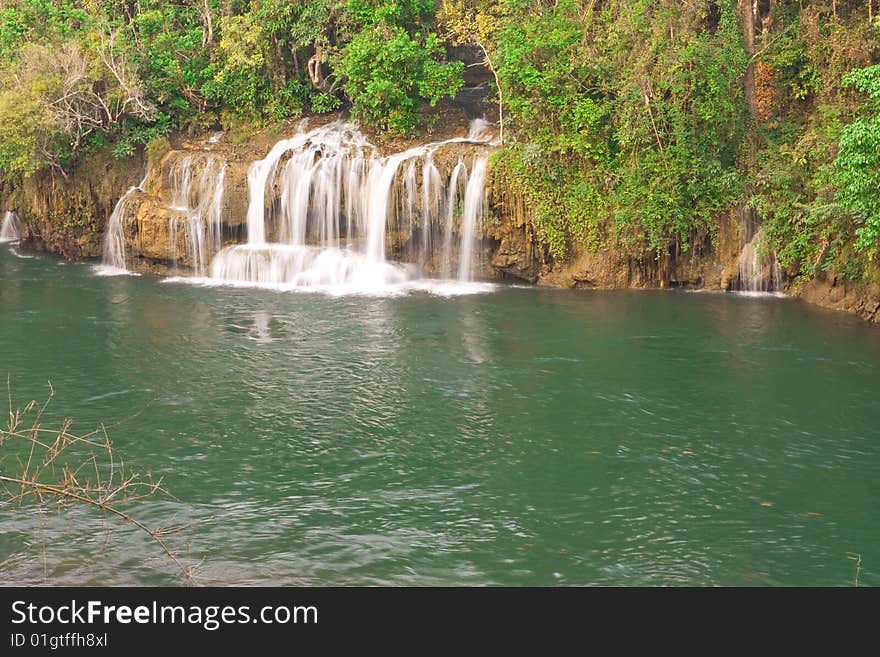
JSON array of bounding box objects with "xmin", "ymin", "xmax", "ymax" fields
[
  {"xmin": 731, "ymin": 204, "xmax": 783, "ymax": 294},
  {"xmin": 467, "ymin": 118, "xmax": 497, "ymax": 142},
  {"xmin": 99, "ymin": 171, "xmax": 148, "ymax": 273},
  {"xmin": 735, "ymin": 227, "xmax": 783, "ymax": 294},
  {"xmin": 441, "ymin": 161, "xmax": 467, "ymax": 278},
  {"xmin": 365, "ymin": 154, "xmax": 405, "ymax": 266},
  {"xmin": 420, "ymin": 156, "xmax": 442, "ymax": 265},
  {"xmin": 0, "ymin": 211, "xmax": 21, "ymax": 242},
  {"xmin": 247, "ymin": 138, "xmax": 300, "ymax": 245},
  {"xmin": 458, "ymin": 157, "xmax": 488, "ymax": 281},
  {"xmin": 244, "ymin": 123, "xmax": 372, "ymax": 246},
  {"xmin": 210, "ymin": 120, "xmax": 495, "ymax": 291},
  {"xmin": 167, "ymin": 154, "xmax": 227, "ymax": 275}
]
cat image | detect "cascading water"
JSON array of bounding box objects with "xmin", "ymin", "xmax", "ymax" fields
[
  {"xmin": 420, "ymin": 156, "xmax": 443, "ymax": 265},
  {"xmin": 167, "ymin": 154, "xmax": 227, "ymax": 275},
  {"xmin": 458, "ymin": 157, "xmax": 488, "ymax": 281},
  {"xmin": 735, "ymin": 227, "xmax": 783, "ymax": 294},
  {"xmin": 98, "ymin": 171, "xmax": 149, "ymax": 274},
  {"xmin": 210, "ymin": 120, "xmax": 494, "ymax": 292},
  {"xmin": 467, "ymin": 118, "xmax": 497, "ymax": 143},
  {"xmin": 0, "ymin": 211, "xmax": 21, "ymax": 242},
  {"xmin": 441, "ymin": 161, "xmax": 467, "ymax": 279},
  {"xmin": 731, "ymin": 204, "xmax": 783, "ymax": 294}
]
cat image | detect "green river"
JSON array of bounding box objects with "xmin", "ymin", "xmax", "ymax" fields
[{"xmin": 1, "ymin": 245, "xmax": 878, "ymax": 586}]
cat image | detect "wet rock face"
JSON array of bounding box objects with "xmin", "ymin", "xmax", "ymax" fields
[
  {"xmin": 447, "ymin": 45, "xmax": 493, "ymax": 120},
  {"xmin": 537, "ymin": 250, "xmax": 631, "ymax": 289},
  {"xmin": 485, "ymin": 174, "xmax": 546, "ymax": 283},
  {"xmin": 127, "ymin": 150, "xmax": 230, "ymax": 271},
  {"xmin": 3, "ymin": 149, "xmax": 146, "ymax": 260},
  {"xmin": 795, "ymin": 276, "xmax": 880, "ymax": 324},
  {"xmin": 489, "ymin": 218, "xmax": 543, "ymax": 283},
  {"xmin": 131, "ymin": 195, "xmax": 174, "ymax": 263},
  {"xmin": 119, "ymin": 115, "xmax": 499, "ymax": 277},
  {"xmin": 481, "ymin": 200, "xmax": 745, "ymax": 291}
]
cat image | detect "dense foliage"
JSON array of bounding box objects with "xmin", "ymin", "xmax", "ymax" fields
[
  {"xmin": 750, "ymin": 2, "xmax": 880, "ymax": 282},
  {"xmin": 835, "ymin": 64, "xmax": 880, "ymax": 259},
  {"xmin": 335, "ymin": 22, "xmax": 462, "ymax": 133},
  {"xmin": 482, "ymin": 0, "xmax": 880, "ymax": 280},
  {"xmin": 1, "ymin": 0, "xmax": 879, "ymax": 284},
  {"xmin": 0, "ymin": 0, "xmax": 462, "ymax": 176},
  {"xmin": 489, "ymin": 0, "xmax": 748, "ymax": 260}
]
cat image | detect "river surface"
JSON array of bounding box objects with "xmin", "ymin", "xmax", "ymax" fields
[{"xmin": 1, "ymin": 245, "xmax": 878, "ymax": 586}]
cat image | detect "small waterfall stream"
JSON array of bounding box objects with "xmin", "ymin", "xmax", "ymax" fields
[
  {"xmin": 458, "ymin": 157, "xmax": 488, "ymax": 281},
  {"xmin": 0, "ymin": 211, "xmax": 21, "ymax": 242},
  {"xmin": 98, "ymin": 171, "xmax": 148, "ymax": 274},
  {"xmin": 99, "ymin": 152, "xmax": 227, "ymax": 276},
  {"xmin": 731, "ymin": 205, "xmax": 783, "ymax": 294},
  {"xmin": 735, "ymin": 227, "xmax": 783, "ymax": 294},
  {"xmin": 168, "ymin": 154, "xmax": 227, "ymax": 275}
]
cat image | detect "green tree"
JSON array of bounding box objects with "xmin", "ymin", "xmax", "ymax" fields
[
  {"xmin": 437, "ymin": 0, "xmax": 504, "ymax": 142},
  {"xmin": 335, "ymin": 22, "xmax": 462, "ymax": 133},
  {"xmin": 835, "ymin": 64, "xmax": 880, "ymax": 259},
  {"xmin": 488, "ymin": 0, "xmax": 747, "ymax": 260}
]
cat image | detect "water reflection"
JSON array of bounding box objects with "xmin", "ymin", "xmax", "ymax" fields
[
  {"xmin": 1, "ymin": 249, "xmax": 880, "ymax": 585},
  {"xmin": 249, "ymin": 310, "xmax": 273, "ymax": 343}
]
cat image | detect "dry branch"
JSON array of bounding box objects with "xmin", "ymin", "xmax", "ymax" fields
[{"xmin": 1, "ymin": 381, "xmax": 194, "ymax": 584}]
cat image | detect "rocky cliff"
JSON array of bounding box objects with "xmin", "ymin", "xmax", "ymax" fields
[
  {"xmin": 3, "ymin": 109, "xmax": 877, "ymax": 325},
  {"xmin": 1, "ymin": 149, "xmax": 145, "ymax": 260}
]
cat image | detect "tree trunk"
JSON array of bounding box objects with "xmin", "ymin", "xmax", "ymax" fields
[
  {"xmin": 308, "ymin": 46, "xmax": 330, "ymax": 93},
  {"xmin": 273, "ymin": 36, "xmax": 288, "ymax": 85},
  {"xmin": 478, "ymin": 41, "xmax": 504, "ymax": 145},
  {"xmin": 202, "ymin": 0, "xmax": 214, "ymax": 47},
  {"xmin": 739, "ymin": 0, "xmax": 758, "ymax": 119}
]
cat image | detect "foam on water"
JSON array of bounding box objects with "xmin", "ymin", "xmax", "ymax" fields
[{"xmin": 92, "ymin": 265, "xmax": 141, "ymax": 277}]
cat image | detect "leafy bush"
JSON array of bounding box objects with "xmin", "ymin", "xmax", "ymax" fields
[
  {"xmin": 0, "ymin": 0, "xmax": 471, "ymax": 177},
  {"xmin": 492, "ymin": 0, "xmax": 746, "ymax": 260},
  {"xmin": 336, "ymin": 24, "xmax": 462, "ymax": 134},
  {"xmin": 835, "ymin": 65, "xmax": 880, "ymax": 259}
]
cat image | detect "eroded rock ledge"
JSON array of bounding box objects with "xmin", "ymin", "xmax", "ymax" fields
[
  {"xmin": 3, "ymin": 108, "xmax": 878, "ymax": 325},
  {"xmin": 793, "ymin": 277, "xmax": 880, "ymax": 324}
]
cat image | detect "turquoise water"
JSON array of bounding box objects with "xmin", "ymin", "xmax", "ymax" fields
[{"xmin": 1, "ymin": 245, "xmax": 878, "ymax": 586}]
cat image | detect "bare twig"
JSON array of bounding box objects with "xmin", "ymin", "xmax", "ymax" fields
[
  {"xmin": 847, "ymin": 553, "xmax": 862, "ymax": 587},
  {"xmin": 0, "ymin": 387, "xmax": 194, "ymax": 584}
]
